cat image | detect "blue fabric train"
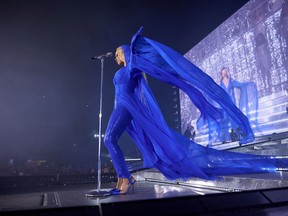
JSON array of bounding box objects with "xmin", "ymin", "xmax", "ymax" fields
[{"xmin": 104, "ymin": 27, "xmax": 288, "ymax": 180}]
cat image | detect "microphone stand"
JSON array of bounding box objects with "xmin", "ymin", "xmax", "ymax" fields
[{"xmin": 86, "ymin": 55, "xmax": 111, "ymax": 197}]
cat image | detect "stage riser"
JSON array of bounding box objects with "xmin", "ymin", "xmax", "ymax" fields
[
  {"xmin": 258, "ymin": 91, "xmax": 287, "ymax": 104},
  {"xmin": 133, "ymin": 169, "xmax": 288, "ymax": 192},
  {"xmin": 256, "ymin": 122, "xmax": 288, "ymax": 132},
  {"xmin": 256, "ymin": 112, "xmax": 287, "ymax": 124},
  {"xmin": 132, "ymin": 141, "xmax": 288, "ymax": 192},
  {"xmin": 257, "ymin": 104, "xmax": 287, "ymax": 116}
]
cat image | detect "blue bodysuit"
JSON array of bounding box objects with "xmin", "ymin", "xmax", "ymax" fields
[{"xmin": 104, "ymin": 27, "xmax": 287, "ymax": 180}]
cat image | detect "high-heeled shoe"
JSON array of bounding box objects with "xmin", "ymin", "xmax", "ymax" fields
[
  {"xmin": 110, "ymin": 176, "xmax": 136, "ymax": 195},
  {"xmin": 130, "ymin": 176, "xmax": 136, "ymax": 185},
  {"xmin": 109, "ymin": 188, "xmax": 120, "ymax": 193},
  {"xmin": 109, "ymin": 177, "xmax": 123, "ymax": 193}
]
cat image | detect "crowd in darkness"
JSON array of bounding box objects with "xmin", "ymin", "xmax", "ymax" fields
[{"xmin": 0, "ymin": 159, "xmax": 115, "ymax": 176}]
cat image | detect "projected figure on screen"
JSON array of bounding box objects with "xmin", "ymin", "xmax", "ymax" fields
[
  {"xmin": 254, "ymin": 9, "xmax": 273, "ymax": 96},
  {"xmin": 104, "ymin": 27, "xmax": 288, "ymax": 195},
  {"xmin": 229, "ymin": 129, "xmax": 238, "ymax": 142},
  {"xmin": 183, "ymin": 123, "xmax": 196, "ymax": 141},
  {"xmin": 219, "ymin": 67, "xmax": 258, "ymax": 142}
]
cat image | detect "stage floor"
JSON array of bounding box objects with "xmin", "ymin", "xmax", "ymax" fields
[
  {"xmin": 2, "ymin": 133, "xmax": 288, "ymax": 215},
  {"xmin": 0, "ymin": 181, "xmax": 222, "ymax": 211},
  {"xmin": 1, "ymin": 177, "xmax": 288, "ymax": 216}
]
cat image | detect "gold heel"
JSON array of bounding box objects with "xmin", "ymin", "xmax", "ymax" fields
[{"xmin": 116, "ymin": 178, "xmax": 123, "ymax": 190}]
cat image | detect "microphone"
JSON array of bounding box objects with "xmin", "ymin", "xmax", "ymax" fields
[{"xmin": 91, "ymin": 52, "xmax": 113, "ymax": 60}]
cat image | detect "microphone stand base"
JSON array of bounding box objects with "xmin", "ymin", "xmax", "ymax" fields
[{"xmin": 85, "ymin": 190, "xmax": 111, "ymax": 197}]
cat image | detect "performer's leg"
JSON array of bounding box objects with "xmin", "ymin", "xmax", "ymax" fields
[{"xmin": 104, "ymin": 104, "xmax": 132, "ymax": 179}]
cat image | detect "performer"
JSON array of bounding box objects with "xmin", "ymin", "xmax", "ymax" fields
[
  {"xmin": 219, "ymin": 67, "xmax": 258, "ymax": 142},
  {"xmin": 104, "ymin": 27, "xmax": 288, "ymax": 195},
  {"xmin": 184, "ymin": 124, "xmax": 196, "ymax": 141},
  {"xmin": 253, "ymin": 9, "xmax": 273, "ymax": 96}
]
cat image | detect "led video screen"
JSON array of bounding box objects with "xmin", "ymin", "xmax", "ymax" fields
[{"xmin": 180, "ymin": 0, "xmax": 288, "ymax": 146}]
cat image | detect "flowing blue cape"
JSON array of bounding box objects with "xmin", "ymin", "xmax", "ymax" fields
[{"xmin": 117, "ymin": 27, "xmax": 287, "ymax": 180}]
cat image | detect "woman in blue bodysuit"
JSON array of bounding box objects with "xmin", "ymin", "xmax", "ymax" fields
[
  {"xmin": 219, "ymin": 67, "xmax": 258, "ymax": 142},
  {"xmin": 104, "ymin": 46, "xmax": 137, "ymax": 194},
  {"xmin": 104, "ymin": 27, "xmax": 288, "ymax": 195}
]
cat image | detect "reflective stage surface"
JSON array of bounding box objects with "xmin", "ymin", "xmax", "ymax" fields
[
  {"xmin": 1, "ymin": 179, "xmax": 288, "ymax": 216},
  {"xmin": 0, "ymin": 181, "xmax": 222, "ymax": 210},
  {"xmin": 1, "ymin": 133, "xmax": 288, "ymax": 216}
]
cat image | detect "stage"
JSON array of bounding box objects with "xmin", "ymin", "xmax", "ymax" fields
[
  {"xmin": 1, "ymin": 175, "xmax": 288, "ymax": 216},
  {"xmin": 1, "ymin": 132, "xmax": 288, "ymax": 216}
]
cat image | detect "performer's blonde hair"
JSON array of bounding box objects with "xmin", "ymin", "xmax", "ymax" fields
[
  {"xmin": 116, "ymin": 47, "xmax": 126, "ymax": 65},
  {"xmin": 116, "ymin": 47, "xmax": 148, "ymax": 82},
  {"xmin": 220, "ymin": 67, "xmax": 231, "ymax": 79}
]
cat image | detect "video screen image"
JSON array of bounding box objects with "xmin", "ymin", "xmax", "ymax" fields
[{"xmin": 180, "ymin": 0, "xmax": 288, "ymax": 146}]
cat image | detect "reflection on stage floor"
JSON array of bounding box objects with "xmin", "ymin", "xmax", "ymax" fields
[
  {"xmin": 1, "ymin": 173, "xmax": 288, "ymax": 215},
  {"xmin": 1, "ymin": 133, "xmax": 288, "ymax": 215},
  {"xmin": 0, "ymin": 181, "xmax": 223, "ymax": 212}
]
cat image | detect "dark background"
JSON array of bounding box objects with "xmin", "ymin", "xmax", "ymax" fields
[{"xmin": 0, "ymin": 0, "xmax": 249, "ymax": 174}]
